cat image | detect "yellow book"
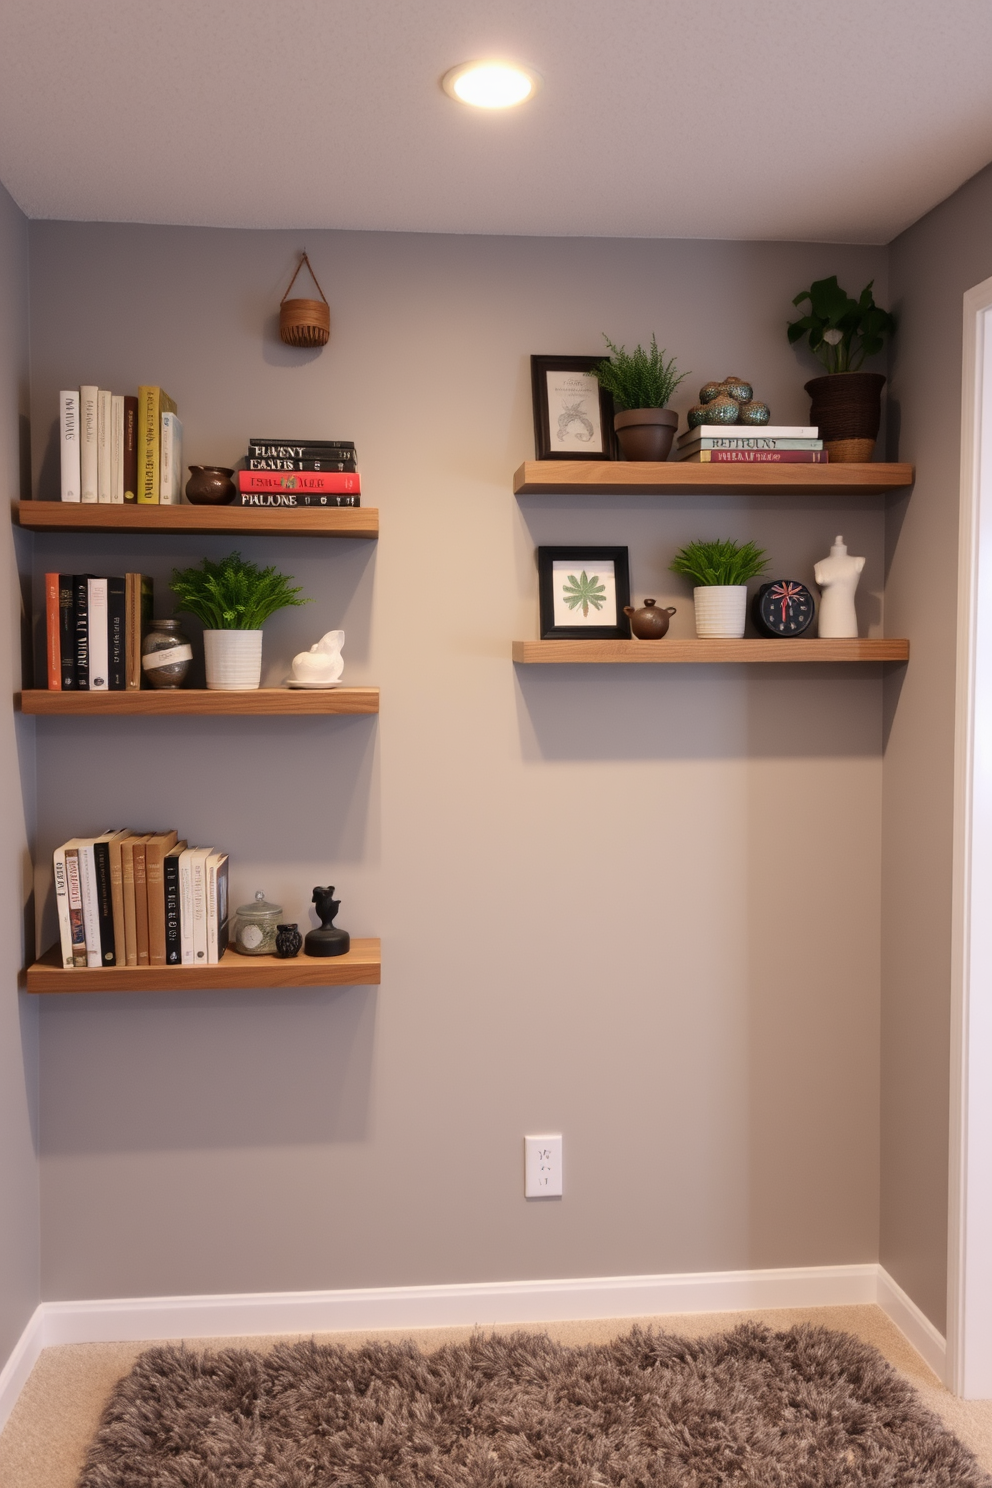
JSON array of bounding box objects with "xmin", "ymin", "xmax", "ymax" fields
[{"xmin": 136, "ymin": 386, "xmax": 177, "ymax": 504}]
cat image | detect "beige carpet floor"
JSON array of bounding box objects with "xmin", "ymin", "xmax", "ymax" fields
[{"xmin": 2, "ymin": 1304, "xmax": 992, "ymax": 1487}]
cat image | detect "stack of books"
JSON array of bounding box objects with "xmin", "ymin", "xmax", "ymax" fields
[
  {"xmin": 676, "ymin": 425, "xmax": 827, "ymax": 463},
  {"xmin": 53, "ymin": 830, "xmax": 229, "ymax": 969},
  {"xmin": 237, "ymin": 437, "xmax": 360, "ymax": 507},
  {"xmin": 60, "ymin": 386, "xmax": 182, "ymax": 503},
  {"xmin": 44, "ymin": 573, "xmax": 152, "ymax": 691}
]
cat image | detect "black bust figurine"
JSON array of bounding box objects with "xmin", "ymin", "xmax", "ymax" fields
[{"xmin": 304, "ymin": 886, "xmax": 351, "ymax": 957}]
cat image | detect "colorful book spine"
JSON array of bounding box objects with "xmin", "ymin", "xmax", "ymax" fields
[
  {"xmin": 53, "ymin": 843, "xmax": 73, "ymax": 967},
  {"xmin": 246, "ymin": 456, "xmax": 357, "ymax": 472},
  {"xmin": 58, "ymin": 576, "xmax": 75, "ymax": 691},
  {"xmin": 111, "ymin": 394, "xmax": 125, "ymax": 503},
  {"xmin": 97, "ymin": 389, "xmax": 112, "ymax": 503},
  {"xmin": 45, "ymin": 573, "xmax": 60, "ymax": 689},
  {"xmin": 137, "ymin": 386, "xmax": 177, "ymax": 504},
  {"xmin": 59, "ymin": 391, "xmax": 81, "ymax": 502},
  {"xmin": 76, "ymin": 841, "xmax": 102, "ymax": 968},
  {"xmin": 79, "ymin": 386, "xmax": 99, "ymax": 503},
  {"xmin": 160, "ymin": 412, "xmax": 183, "ymax": 504},
  {"xmin": 238, "ymin": 470, "xmax": 360, "ymax": 494},
  {"xmin": 123, "ymin": 395, "xmax": 138, "ymax": 502},
  {"xmin": 87, "ymin": 578, "xmax": 109, "ymax": 690},
  {"xmin": 64, "ymin": 847, "xmax": 87, "ymax": 967},
  {"xmin": 683, "ymin": 449, "xmax": 830, "ymax": 464},
  {"xmin": 236, "ymin": 492, "xmax": 360, "ymax": 508}
]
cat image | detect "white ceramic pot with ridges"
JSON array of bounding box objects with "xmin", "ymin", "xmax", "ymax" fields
[{"xmin": 693, "ymin": 586, "xmax": 747, "ymax": 639}]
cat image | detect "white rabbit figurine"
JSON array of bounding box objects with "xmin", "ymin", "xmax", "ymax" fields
[{"xmin": 290, "ymin": 630, "xmax": 345, "ymax": 686}]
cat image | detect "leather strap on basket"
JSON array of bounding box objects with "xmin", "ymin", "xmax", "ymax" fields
[{"xmin": 281, "ymin": 252, "xmax": 328, "ymax": 305}]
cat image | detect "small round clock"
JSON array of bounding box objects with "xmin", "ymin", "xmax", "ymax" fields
[{"xmin": 751, "ymin": 579, "xmax": 816, "ymax": 638}]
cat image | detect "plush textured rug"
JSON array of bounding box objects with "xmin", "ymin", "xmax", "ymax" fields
[{"xmin": 78, "ymin": 1323, "xmax": 990, "ymax": 1487}]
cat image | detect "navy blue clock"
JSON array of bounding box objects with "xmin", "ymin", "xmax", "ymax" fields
[{"xmin": 751, "ymin": 580, "xmax": 816, "ymax": 637}]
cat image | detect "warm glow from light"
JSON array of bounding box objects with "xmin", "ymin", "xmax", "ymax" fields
[{"xmin": 442, "ymin": 61, "xmax": 541, "ymax": 109}]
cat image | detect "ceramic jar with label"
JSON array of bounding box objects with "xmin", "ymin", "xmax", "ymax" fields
[
  {"xmin": 141, "ymin": 618, "xmax": 193, "ymax": 689},
  {"xmin": 232, "ymin": 890, "xmax": 283, "ymax": 955}
]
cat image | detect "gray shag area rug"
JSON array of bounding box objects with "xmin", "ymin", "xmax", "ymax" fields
[{"xmin": 78, "ymin": 1323, "xmax": 990, "ymax": 1487}]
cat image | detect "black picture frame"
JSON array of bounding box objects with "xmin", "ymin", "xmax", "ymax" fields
[
  {"xmin": 530, "ymin": 355, "xmax": 617, "ymax": 461},
  {"xmin": 538, "ymin": 546, "xmax": 631, "ymax": 639}
]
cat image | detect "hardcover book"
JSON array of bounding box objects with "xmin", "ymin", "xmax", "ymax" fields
[
  {"xmin": 179, "ymin": 847, "xmax": 198, "ymax": 965},
  {"xmin": 45, "ymin": 573, "xmax": 60, "ymax": 689},
  {"xmin": 160, "ymin": 412, "xmax": 184, "ymax": 504},
  {"xmin": 681, "ymin": 450, "xmax": 830, "ymax": 464},
  {"xmin": 73, "ymin": 574, "xmax": 95, "ymax": 690},
  {"xmin": 132, "ymin": 839, "xmax": 151, "ymax": 966},
  {"xmin": 164, "ymin": 842, "xmax": 187, "ymax": 966},
  {"xmin": 64, "ymin": 846, "xmax": 87, "ymax": 967},
  {"xmin": 53, "ymin": 842, "xmax": 73, "ymax": 966},
  {"xmin": 123, "ymin": 395, "xmax": 138, "ymax": 502},
  {"xmin": 145, "ymin": 830, "xmax": 179, "ymax": 966},
  {"xmin": 59, "ymin": 391, "xmax": 81, "ymax": 502},
  {"xmin": 107, "ymin": 576, "xmax": 126, "ymax": 690},
  {"xmin": 58, "ymin": 576, "xmax": 75, "ymax": 690},
  {"xmin": 75, "ymin": 839, "xmax": 103, "ymax": 968},
  {"xmin": 676, "ymin": 437, "xmax": 823, "ymax": 452},
  {"xmin": 237, "ymin": 470, "xmax": 360, "ymax": 494},
  {"xmin": 249, "ymin": 439, "xmax": 355, "ymax": 454},
  {"xmin": 125, "ymin": 574, "xmax": 153, "ymax": 690},
  {"xmin": 246, "ymin": 457, "xmax": 358, "ymax": 472},
  {"xmin": 190, "ymin": 847, "xmax": 212, "ymax": 963},
  {"xmin": 205, "ymin": 851, "xmax": 229, "ymax": 964},
  {"xmin": 92, "ymin": 835, "xmax": 118, "ymax": 964},
  {"xmin": 79, "ymin": 386, "xmax": 99, "ymax": 504},
  {"xmin": 111, "ymin": 394, "xmax": 125, "ymax": 503},
  {"xmin": 137, "ymin": 386, "xmax": 177, "ymax": 504},
  {"xmin": 676, "ymin": 423, "xmax": 817, "ymax": 446},
  {"xmin": 97, "ymin": 389, "xmax": 112, "ymax": 503},
  {"xmin": 107, "ymin": 831, "xmax": 133, "ymax": 965},
  {"xmin": 236, "ymin": 492, "xmax": 360, "ymax": 508},
  {"xmin": 87, "ymin": 577, "xmax": 109, "ymax": 690},
  {"xmin": 121, "ymin": 834, "xmax": 152, "ymax": 967}
]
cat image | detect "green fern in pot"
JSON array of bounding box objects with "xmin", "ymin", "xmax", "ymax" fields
[
  {"xmin": 170, "ymin": 551, "xmax": 311, "ymax": 690},
  {"xmin": 670, "ymin": 538, "xmax": 767, "ymax": 639},
  {"xmin": 591, "ymin": 333, "xmax": 689, "ymax": 462}
]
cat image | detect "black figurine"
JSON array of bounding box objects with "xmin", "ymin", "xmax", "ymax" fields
[
  {"xmin": 275, "ymin": 923, "xmax": 303, "ymax": 959},
  {"xmin": 304, "ymin": 886, "xmax": 351, "ymax": 957}
]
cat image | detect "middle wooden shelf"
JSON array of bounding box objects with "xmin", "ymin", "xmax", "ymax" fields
[
  {"xmin": 513, "ymin": 639, "xmax": 909, "ymax": 664},
  {"xmin": 19, "ymin": 687, "xmax": 379, "ymax": 716},
  {"xmin": 26, "ymin": 939, "xmax": 382, "ymax": 993}
]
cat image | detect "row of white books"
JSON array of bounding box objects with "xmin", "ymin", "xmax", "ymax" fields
[
  {"xmin": 54, "ymin": 829, "xmax": 228, "ymax": 970},
  {"xmin": 59, "ymin": 385, "xmax": 182, "ymax": 504}
]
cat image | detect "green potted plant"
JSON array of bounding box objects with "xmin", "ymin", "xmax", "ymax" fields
[
  {"xmin": 590, "ymin": 334, "xmax": 689, "ymax": 461},
  {"xmin": 170, "ymin": 551, "xmax": 311, "ymax": 690},
  {"xmin": 787, "ymin": 277, "xmax": 895, "ymax": 463},
  {"xmin": 670, "ymin": 538, "xmax": 768, "ymax": 638}
]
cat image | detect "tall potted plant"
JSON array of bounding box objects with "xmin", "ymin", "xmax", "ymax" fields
[
  {"xmin": 590, "ymin": 334, "xmax": 689, "ymax": 461},
  {"xmin": 170, "ymin": 551, "xmax": 311, "ymax": 690},
  {"xmin": 787, "ymin": 277, "xmax": 895, "ymax": 462},
  {"xmin": 670, "ymin": 538, "xmax": 768, "ymax": 639}
]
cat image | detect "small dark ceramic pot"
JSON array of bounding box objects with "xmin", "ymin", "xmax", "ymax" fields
[
  {"xmin": 274, "ymin": 924, "xmax": 303, "ymax": 959},
  {"xmin": 613, "ymin": 408, "xmax": 679, "ymax": 462},
  {"xmin": 186, "ymin": 465, "xmax": 236, "ymax": 504},
  {"xmin": 623, "ymin": 598, "xmax": 676, "ymax": 640}
]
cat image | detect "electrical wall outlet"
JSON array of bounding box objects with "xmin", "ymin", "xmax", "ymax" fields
[{"xmin": 525, "ymin": 1134, "xmax": 563, "ymax": 1198}]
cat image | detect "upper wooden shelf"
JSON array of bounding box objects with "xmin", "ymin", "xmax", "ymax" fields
[
  {"xmin": 12, "ymin": 501, "xmax": 378, "ymax": 539},
  {"xmin": 512, "ymin": 639, "xmax": 909, "ymax": 664},
  {"xmin": 26, "ymin": 939, "xmax": 381, "ymax": 993},
  {"xmin": 512, "ymin": 461, "xmax": 915, "ymax": 496},
  {"xmin": 18, "ymin": 687, "xmax": 379, "ymax": 716}
]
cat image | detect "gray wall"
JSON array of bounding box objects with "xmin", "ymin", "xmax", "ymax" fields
[
  {"xmin": 28, "ymin": 224, "xmax": 887, "ymax": 1300},
  {"xmin": 882, "ymin": 161, "xmax": 992, "ymax": 1333},
  {"xmin": 0, "ymin": 182, "xmax": 38, "ymax": 1361}
]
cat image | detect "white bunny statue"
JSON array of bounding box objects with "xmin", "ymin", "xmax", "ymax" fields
[{"xmin": 290, "ymin": 630, "xmax": 345, "ymax": 687}]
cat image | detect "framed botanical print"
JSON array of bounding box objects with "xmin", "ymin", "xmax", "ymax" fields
[
  {"xmin": 537, "ymin": 547, "xmax": 631, "ymax": 639},
  {"xmin": 530, "ymin": 355, "xmax": 617, "ymax": 461}
]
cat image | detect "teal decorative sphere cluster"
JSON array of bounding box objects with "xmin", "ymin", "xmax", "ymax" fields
[{"xmin": 687, "ymin": 376, "xmax": 771, "ymax": 430}]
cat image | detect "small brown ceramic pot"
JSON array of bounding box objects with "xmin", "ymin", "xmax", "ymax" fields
[
  {"xmin": 623, "ymin": 598, "xmax": 676, "ymax": 639},
  {"xmin": 614, "ymin": 408, "xmax": 679, "ymax": 462},
  {"xmin": 185, "ymin": 465, "xmax": 236, "ymax": 504}
]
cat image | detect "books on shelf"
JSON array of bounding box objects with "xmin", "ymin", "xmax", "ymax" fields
[
  {"xmin": 238, "ymin": 470, "xmax": 360, "ymax": 495},
  {"xmin": 676, "ymin": 424, "xmax": 818, "ymax": 446},
  {"xmin": 247, "ymin": 439, "xmax": 357, "ymax": 472},
  {"xmin": 58, "ymin": 387, "xmax": 175, "ymax": 503},
  {"xmin": 681, "ymin": 449, "xmax": 830, "ymax": 464},
  {"xmin": 53, "ymin": 828, "xmax": 229, "ymax": 969},
  {"xmin": 44, "ymin": 572, "xmax": 152, "ymax": 691},
  {"xmin": 237, "ymin": 438, "xmax": 361, "ymax": 509}
]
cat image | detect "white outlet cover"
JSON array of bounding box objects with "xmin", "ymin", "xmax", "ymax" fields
[{"xmin": 525, "ymin": 1134, "xmax": 563, "ymax": 1198}]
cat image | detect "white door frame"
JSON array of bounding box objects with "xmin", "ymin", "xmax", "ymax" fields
[{"xmin": 948, "ymin": 276, "xmax": 992, "ymax": 1396}]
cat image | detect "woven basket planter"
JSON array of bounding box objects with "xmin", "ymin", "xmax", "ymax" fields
[
  {"xmin": 279, "ymin": 252, "xmax": 330, "ymax": 348},
  {"xmin": 805, "ymin": 372, "xmax": 885, "ymax": 463}
]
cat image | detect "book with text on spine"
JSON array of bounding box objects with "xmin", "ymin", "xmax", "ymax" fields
[
  {"xmin": 236, "ymin": 492, "xmax": 360, "ymax": 508},
  {"xmin": 58, "ymin": 576, "xmax": 75, "ymax": 690},
  {"xmin": 681, "ymin": 449, "xmax": 830, "ymax": 464},
  {"xmin": 247, "ymin": 456, "xmax": 358, "ymax": 472},
  {"xmin": 677, "ymin": 423, "xmax": 817, "ymax": 446},
  {"xmin": 145, "ymin": 830, "xmax": 179, "ymax": 966},
  {"xmin": 97, "ymin": 389, "xmax": 112, "ymax": 503},
  {"xmin": 123, "ymin": 395, "xmax": 138, "ymax": 502},
  {"xmin": 59, "ymin": 391, "xmax": 80, "ymax": 502},
  {"xmin": 137, "ymin": 386, "xmax": 177, "ymax": 504},
  {"xmin": 249, "ymin": 440, "xmax": 355, "ymax": 454},
  {"xmin": 238, "ymin": 470, "xmax": 360, "ymax": 494},
  {"xmin": 111, "ymin": 394, "xmax": 124, "ymax": 503},
  {"xmin": 79, "ymin": 386, "xmax": 99, "ymax": 503},
  {"xmin": 160, "ymin": 412, "xmax": 183, "ymax": 504},
  {"xmin": 64, "ymin": 847, "xmax": 87, "ymax": 967},
  {"xmin": 164, "ymin": 842, "xmax": 187, "ymax": 965},
  {"xmin": 45, "ymin": 573, "xmax": 60, "ymax": 689},
  {"xmin": 87, "ymin": 578, "xmax": 109, "ymax": 690},
  {"xmin": 676, "ymin": 437, "xmax": 823, "ymax": 452}
]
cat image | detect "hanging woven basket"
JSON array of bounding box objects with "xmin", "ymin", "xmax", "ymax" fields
[{"xmin": 279, "ymin": 252, "xmax": 330, "ymax": 348}]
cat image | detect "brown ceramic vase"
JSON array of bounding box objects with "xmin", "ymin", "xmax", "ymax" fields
[
  {"xmin": 614, "ymin": 408, "xmax": 679, "ymax": 462},
  {"xmin": 185, "ymin": 465, "xmax": 237, "ymax": 504},
  {"xmin": 623, "ymin": 598, "xmax": 676, "ymax": 639},
  {"xmin": 804, "ymin": 372, "xmax": 885, "ymax": 463}
]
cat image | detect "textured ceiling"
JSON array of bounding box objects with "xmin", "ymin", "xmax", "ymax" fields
[{"xmin": 1, "ymin": 0, "xmax": 991, "ymax": 242}]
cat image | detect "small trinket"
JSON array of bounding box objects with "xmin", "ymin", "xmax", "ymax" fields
[
  {"xmin": 232, "ymin": 890, "xmax": 283, "ymax": 956},
  {"xmin": 141, "ymin": 618, "xmax": 193, "ymax": 689},
  {"xmin": 274, "ymin": 923, "xmax": 303, "ymax": 959},
  {"xmin": 304, "ymin": 886, "xmax": 351, "ymax": 957}
]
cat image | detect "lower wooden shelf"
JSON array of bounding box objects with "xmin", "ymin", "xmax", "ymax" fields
[
  {"xmin": 512, "ymin": 639, "xmax": 909, "ymax": 664},
  {"xmin": 26, "ymin": 939, "xmax": 381, "ymax": 993},
  {"xmin": 17, "ymin": 687, "xmax": 379, "ymax": 716}
]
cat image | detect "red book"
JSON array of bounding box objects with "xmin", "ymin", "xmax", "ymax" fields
[
  {"xmin": 45, "ymin": 572, "xmax": 60, "ymax": 688},
  {"xmin": 682, "ymin": 450, "xmax": 830, "ymax": 464},
  {"xmin": 237, "ymin": 470, "xmax": 361, "ymax": 494}
]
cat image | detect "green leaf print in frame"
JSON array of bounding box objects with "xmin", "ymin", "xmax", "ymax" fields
[{"xmin": 537, "ymin": 546, "xmax": 631, "ymax": 640}]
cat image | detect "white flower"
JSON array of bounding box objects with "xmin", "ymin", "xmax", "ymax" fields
[{"xmin": 822, "ymin": 328, "xmax": 844, "ymax": 345}]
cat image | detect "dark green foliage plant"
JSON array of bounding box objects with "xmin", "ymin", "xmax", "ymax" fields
[
  {"xmin": 670, "ymin": 538, "xmax": 768, "ymax": 588},
  {"xmin": 787, "ymin": 276, "xmax": 895, "ymax": 373},
  {"xmin": 169, "ymin": 551, "xmax": 311, "ymax": 630},
  {"xmin": 591, "ymin": 333, "xmax": 689, "ymax": 409}
]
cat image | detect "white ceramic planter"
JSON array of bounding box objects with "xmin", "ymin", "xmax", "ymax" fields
[
  {"xmin": 693, "ymin": 586, "xmax": 748, "ymax": 639},
  {"xmin": 203, "ymin": 629, "xmax": 263, "ymax": 690}
]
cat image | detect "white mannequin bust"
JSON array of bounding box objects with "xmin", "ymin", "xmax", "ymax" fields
[{"xmin": 814, "ymin": 536, "xmax": 864, "ymax": 639}]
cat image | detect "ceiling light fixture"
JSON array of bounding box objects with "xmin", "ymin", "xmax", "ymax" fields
[{"xmin": 442, "ymin": 60, "xmax": 542, "ymax": 109}]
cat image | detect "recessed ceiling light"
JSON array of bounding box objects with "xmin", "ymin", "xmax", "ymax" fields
[{"xmin": 442, "ymin": 60, "xmax": 542, "ymax": 109}]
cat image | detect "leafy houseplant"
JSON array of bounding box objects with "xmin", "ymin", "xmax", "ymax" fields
[
  {"xmin": 170, "ymin": 552, "xmax": 311, "ymax": 690},
  {"xmin": 787, "ymin": 276, "xmax": 895, "ymax": 463},
  {"xmin": 591, "ymin": 333, "xmax": 689, "ymax": 462},
  {"xmin": 670, "ymin": 539, "xmax": 768, "ymax": 639}
]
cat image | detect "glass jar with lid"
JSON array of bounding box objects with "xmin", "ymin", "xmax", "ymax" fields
[{"xmin": 232, "ymin": 890, "xmax": 283, "ymax": 955}]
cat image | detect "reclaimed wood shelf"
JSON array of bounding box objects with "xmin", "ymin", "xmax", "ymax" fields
[
  {"xmin": 512, "ymin": 461, "xmax": 914, "ymax": 496},
  {"xmin": 512, "ymin": 639, "xmax": 910, "ymax": 664},
  {"xmin": 18, "ymin": 687, "xmax": 379, "ymax": 716},
  {"xmin": 25, "ymin": 939, "xmax": 381, "ymax": 993},
  {"xmin": 12, "ymin": 500, "xmax": 378, "ymax": 539}
]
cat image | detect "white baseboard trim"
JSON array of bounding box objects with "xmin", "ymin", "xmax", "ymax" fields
[
  {"xmin": 876, "ymin": 1265, "xmax": 947, "ymax": 1378},
  {"xmin": 0, "ymin": 1263, "xmax": 947, "ymax": 1433},
  {"xmin": 0, "ymin": 1305, "xmax": 44, "ymax": 1435}
]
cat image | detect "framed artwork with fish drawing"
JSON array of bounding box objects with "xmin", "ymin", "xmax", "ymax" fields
[{"xmin": 530, "ymin": 355, "xmax": 617, "ymax": 461}]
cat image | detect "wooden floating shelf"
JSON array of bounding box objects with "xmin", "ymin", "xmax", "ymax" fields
[
  {"xmin": 12, "ymin": 501, "xmax": 378, "ymax": 539},
  {"xmin": 26, "ymin": 939, "xmax": 381, "ymax": 994},
  {"xmin": 512, "ymin": 639, "xmax": 910, "ymax": 665},
  {"xmin": 512, "ymin": 461, "xmax": 915, "ymax": 496},
  {"xmin": 18, "ymin": 687, "xmax": 379, "ymax": 716}
]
